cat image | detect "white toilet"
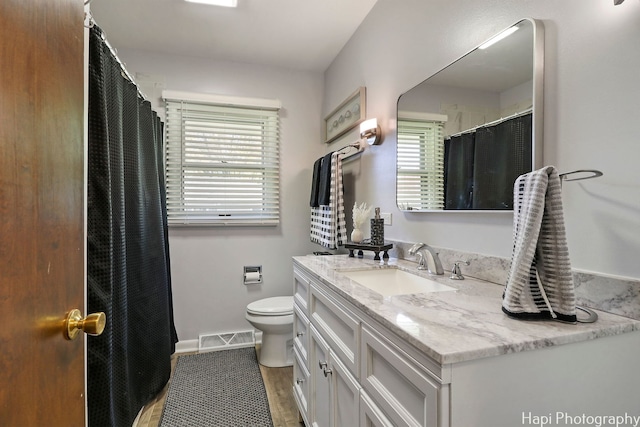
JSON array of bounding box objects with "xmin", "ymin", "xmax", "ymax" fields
[{"xmin": 245, "ymin": 296, "xmax": 294, "ymax": 367}]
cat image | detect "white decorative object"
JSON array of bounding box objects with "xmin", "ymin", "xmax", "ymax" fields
[
  {"xmin": 351, "ymin": 202, "xmax": 371, "ymax": 243},
  {"xmin": 351, "ymin": 228, "xmax": 364, "ymax": 243}
]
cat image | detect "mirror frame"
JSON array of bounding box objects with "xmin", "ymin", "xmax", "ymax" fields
[{"xmin": 396, "ymin": 18, "xmax": 544, "ymax": 212}]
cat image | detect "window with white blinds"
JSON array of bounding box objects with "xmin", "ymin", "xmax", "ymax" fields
[
  {"xmin": 164, "ymin": 92, "xmax": 280, "ymax": 226},
  {"xmin": 397, "ymin": 119, "xmax": 445, "ymax": 210}
]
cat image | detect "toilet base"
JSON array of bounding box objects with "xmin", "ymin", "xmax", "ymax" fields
[{"xmin": 258, "ymin": 332, "xmax": 294, "ymax": 368}]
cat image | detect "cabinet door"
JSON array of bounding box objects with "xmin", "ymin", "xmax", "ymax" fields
[
  {"xmin": 293, "ymin": 266, "xmax": 311, "ymax": 316},
  {"xmin": 330, "ymin": 351, "xmax": 360, "ymax": 427},
  {"xmin": 310, "ymin": 326, "xmax": 332, "ymax": 427},
  {"xmin": 360, "ymin": 392, "xmax": 394, "ymax": 427},
  {"xmin": 361, "ymin": 325, "xmax": 441, "ymax": 427},
  {"xmin": 293, "ymin": 348, "xmax": 311, "ymax": 425},
  {"xmin": 293, "ymin": 304, "xmax": 310, "ymax": 367},
  {"xmin": 310, "ymin": 283, "xmax": 360, "ymax": 377}
]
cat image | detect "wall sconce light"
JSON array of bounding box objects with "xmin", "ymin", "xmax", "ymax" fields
[{"xmin": 360, "ymin": 118, "xmax": 382, "ymax": 145}]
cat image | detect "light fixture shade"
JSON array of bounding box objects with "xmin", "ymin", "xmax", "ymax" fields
[
  {"xmin": 360, "ymin": 118, "xmax": 377, "ymax": 134},
  {"xmin": 360, "ymin": 118, "xmax": 382, "ymax": 145}
]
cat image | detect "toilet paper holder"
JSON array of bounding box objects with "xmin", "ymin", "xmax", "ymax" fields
[{"xmin": 243, "ymin": 265, "xmax": 263, "ymax": 285}]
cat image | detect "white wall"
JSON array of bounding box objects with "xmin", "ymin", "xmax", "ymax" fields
[
  {"xmin": 115, "ymin": 50, "xmax": 325, "ymax": 341},
  {"xmin": 324, "ymin": 0, "xmax": 640, "ymax": 280}
]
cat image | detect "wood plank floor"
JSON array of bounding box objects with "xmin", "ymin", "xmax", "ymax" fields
[{"xmin": 133, "ymin": 347, "xmax": 304, "ymax": 427}]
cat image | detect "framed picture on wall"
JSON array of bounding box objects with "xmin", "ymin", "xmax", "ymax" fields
[{"xmin": 324, "ymin": 87, "xmax": 366, "ymax": 144}]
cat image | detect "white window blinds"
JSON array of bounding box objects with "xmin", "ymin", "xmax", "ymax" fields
[
  {"xmin": 164, "ymin": 92, "xmax": 280, "ymax": 226},
  {"xmin": 397, "ymin": 118, "xmax": 445, "ymax": 210}
]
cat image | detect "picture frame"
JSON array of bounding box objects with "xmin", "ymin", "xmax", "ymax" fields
[{"xmin": 324, "ymin": 87, "xmax": 366, "ymax": 144}]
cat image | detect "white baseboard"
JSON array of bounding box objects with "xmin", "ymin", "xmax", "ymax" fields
[{"xmin": 175, "ymin": 339, "xmax": 199, "ymax": 354}]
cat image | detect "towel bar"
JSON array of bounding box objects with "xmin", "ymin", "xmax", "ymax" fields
[{"xmin": 559, "ymin": 169, "xmax": 603, "ymax": 182}]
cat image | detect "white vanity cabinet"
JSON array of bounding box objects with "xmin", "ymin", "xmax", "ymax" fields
[
  {"xmin": 293, "ymin": 257, "xmax": 640, "ymax": 427},
  {"xmin": 293, "ymin": 264, "xmax": 445, "ymax": 427},
  {"xmin": 293, "ymin": 266, "xmax": 312, "ymax": 425}
]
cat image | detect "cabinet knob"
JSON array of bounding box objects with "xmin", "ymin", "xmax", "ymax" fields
[
  {"xmin": 323, "ymin": 368, "xmax": 333, "ymax": 377},
  {"xmin": 296, "ymin": 378, "xmax": 305, "ymax": 385},
  {"xmin": 297, "ymin": 331, "xmax": 304, "ymax": 337},
  {"xmin": 319, "ymin": 360, "xmax": 328, "ymax": 370}
]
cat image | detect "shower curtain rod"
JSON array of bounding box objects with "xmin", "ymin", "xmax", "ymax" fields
[
  {"xmin": 97, "ymin": 28, "xmax": 149, "ymax": 101},
  {"xmin": 445, "ymin": 108, "xmax": 533, "ymax": 139}
]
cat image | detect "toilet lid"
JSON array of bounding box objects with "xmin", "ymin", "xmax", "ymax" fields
[{"xmin": 247, "ymin": 296, "xmax": 293, "ymax": 316}]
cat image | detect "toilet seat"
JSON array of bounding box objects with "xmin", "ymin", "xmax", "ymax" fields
[{"xmin": 246, "ymin": 296, "xmax": 293, "ymax": 316}]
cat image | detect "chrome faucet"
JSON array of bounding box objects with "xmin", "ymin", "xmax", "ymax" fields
[{"xmin": 408, "ymin": 243, "xmax": 444, "ymax": 275}]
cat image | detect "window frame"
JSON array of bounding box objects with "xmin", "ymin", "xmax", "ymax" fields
[
  {"xmin": 396, "ymin": 114, "xmax": 447, "ymax": 211},
  {"xmin": 163, "ymin": 91, "xmax": 281, "ymax": 226}
]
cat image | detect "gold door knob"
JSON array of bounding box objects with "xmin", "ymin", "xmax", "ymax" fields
[{"xmin": 63, "ymin": 309, "xmax": 106, "ymax": 340}]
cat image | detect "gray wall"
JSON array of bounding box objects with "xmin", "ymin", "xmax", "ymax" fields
[
  {"xmin": 324, "ymin": 0, "xmax": 640, "ymax": 279},
  {"xmin": 115, "ymin": 50, "xmax": 324, "ymax": 342},
  {"xmin": 117, "ymin": 0, "xmax": 640, "ymax": 344}
]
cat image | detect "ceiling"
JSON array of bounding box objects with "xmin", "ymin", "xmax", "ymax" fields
[{"xmin": 90, "ymin": 0, "xmax": 378, "ymax": 72}]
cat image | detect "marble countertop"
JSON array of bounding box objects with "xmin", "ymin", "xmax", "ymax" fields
[{"xmin": 293, "ymin": 254, "xmax": 640, "ymax": 365}]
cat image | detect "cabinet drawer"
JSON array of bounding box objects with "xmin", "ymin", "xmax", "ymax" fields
[
  {"xmin": 293, "ymin": 304, "xmax": 309, "ymax": 367},
  {"xmin": 310, "ymin": 283, "xmax": 360, "ymax": 377},
  {"xmin": 293, "ymin": 347, "xmax": 310, "ymax": 425},
  {"xmin": 293, "ymin": 267, "xmax": 311, "ymax": 316},
  {"xmin": 361, "ymin": 325, "xmax": 441, "ymax": 427}
]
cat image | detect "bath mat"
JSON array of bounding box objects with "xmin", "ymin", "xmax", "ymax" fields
[{"xmin": 159, "ymin": 347, "xmax": 273, "ymax": 427}]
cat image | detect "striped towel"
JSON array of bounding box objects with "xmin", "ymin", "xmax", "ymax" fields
[
  {"xmin": 310, "ymin": 152, "xmax": 347, "ymax": 249},
  {"xmin": 502, "ymin": 166, "xmax": 577, "ymax": 323}
]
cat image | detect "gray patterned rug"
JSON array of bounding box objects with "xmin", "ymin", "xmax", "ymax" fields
[{"xmin": 160, "ymin": 347, "xmax": 273, "ymax": 427}]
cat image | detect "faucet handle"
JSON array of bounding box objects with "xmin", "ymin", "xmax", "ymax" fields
[{"xmin": 449, "ymin": 260, "xmax": 470, "ymax": 280}]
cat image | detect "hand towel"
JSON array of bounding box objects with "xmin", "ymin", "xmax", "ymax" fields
[
  {"xmin": 310, "ymin": 152, "xmax": 347, "ymax": 249},
  {"xmin": 317, "ymin": 152, "xmax": 334, "ymax": 206},
  {"xmin": 502, "ymin": 165, "xmax": 577, "ymax": 323},
  {"xmin": 309, "ymin": 157, "xmax": 323, "ymax": 207}
]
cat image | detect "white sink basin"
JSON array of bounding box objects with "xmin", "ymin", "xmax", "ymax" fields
[{"xmin": 339, "ymin": 269, "xmax": 457, "ymax": 297}]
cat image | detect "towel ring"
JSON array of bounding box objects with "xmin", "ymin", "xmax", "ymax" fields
[
  {"xmin": 559, "ymin": 169, "xmax": 603, "ymax": 182},
  {"xmin": 576, "ymin": 306, "xmax": 599, "ymax": 323}
]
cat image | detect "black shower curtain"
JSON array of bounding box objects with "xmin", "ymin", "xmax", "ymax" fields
[
  {"xmin": 444, "ymin": 113, "xmax": 532, "ymax": 210},
  {"xmin": 473, "ymin": 113, "xmax": 532, "ymax": 209},
  {"xmin": 87, "ymin": 26, "xmax": 178, "ymax": 427},
  {"xmin": 444, "ymin": 133, "xmax": 475, "ymax": 209}
]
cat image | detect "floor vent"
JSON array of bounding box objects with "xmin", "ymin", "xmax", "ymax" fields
[{"xmin": 198, "ymin": 330, "xmax": 255, "ymax": 352}]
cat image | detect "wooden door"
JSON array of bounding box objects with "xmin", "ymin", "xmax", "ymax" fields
[{"xmin": 0, "ymin": 0, "xmax": 86, "ymax": 426}]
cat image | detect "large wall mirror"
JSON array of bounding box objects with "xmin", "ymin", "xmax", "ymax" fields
[{"xmin": 396, "ymin": 18, "xmax": 544, "ymax": 211}]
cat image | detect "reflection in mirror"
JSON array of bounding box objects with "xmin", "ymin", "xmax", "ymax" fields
[{"xmin": 396, "ymin": 19, "xmax": 544, "ymax": 211}]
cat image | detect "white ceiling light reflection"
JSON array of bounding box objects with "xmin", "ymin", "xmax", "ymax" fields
[{"xmin": 396, "ymin": 313, "xmax": 420, "ymax": 335}]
